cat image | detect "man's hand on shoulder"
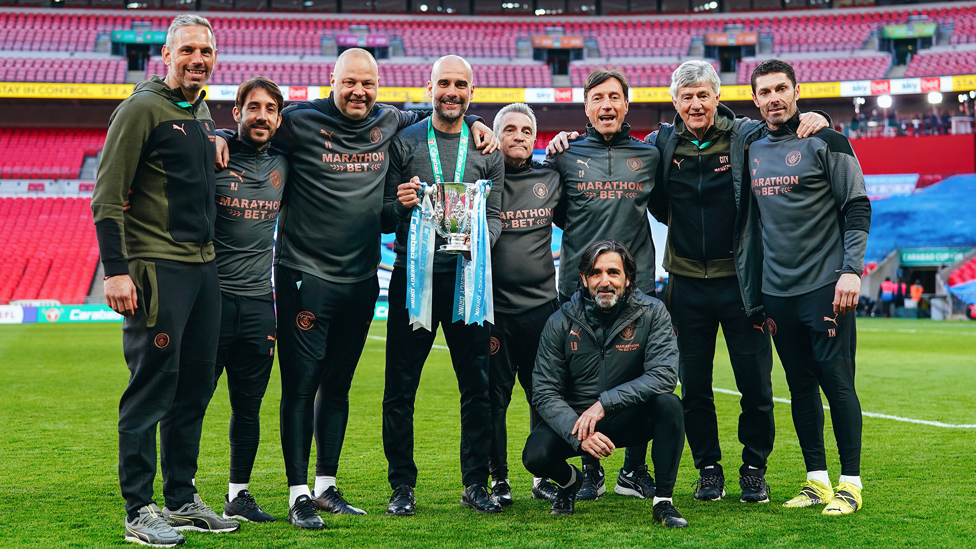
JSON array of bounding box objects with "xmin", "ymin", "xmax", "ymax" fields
[
  {"xmin": 572, "ymin": 400, "xmax": 605, "ymax": 441},
  {"xmin": 797, "ymin": 112, "xmax": 829, "ymax": 138},
  {"xmin": 833, "ymin": 272, "xmax": 861, "ymax": 315},
  {"xmin": 471, "ymin": 121, "xmax": 499, "ymax": 154},
  {"xmin": 580, "ymin": 432, "xmax": 615, "ymax": 460},
  {"xmin": 215, "ymin": 135, "xmax": 229, "ymax": 170},
  {"xmin": 546, "ymin": 131, "xmax": 579, "ymax": 155},
  {"xmin": 104, "ymin": 274, "xmax": 138, "ymax": 317}
]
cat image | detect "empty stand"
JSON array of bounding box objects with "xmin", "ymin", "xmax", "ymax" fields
[
  {"xmin": 905, "ymin": 47, "xmax": 976, "ymax": 78},
  {"xmin": 948, "ymin": 256, "xmax": 976, "ymax": 287},
  {"xmin": 0, "ymin": 57, "xmax": 127, "ymax": 84},
  {"xmin": 0, "ymin": 128, "xmax": 106, "ymax": 181},
  {"xmin": 737, "ymin": 53, "xmax": 891, "ymax": 84},
  {"xmin": 0, "ymin": 196, "xmax": 99, "ymax": 304}
]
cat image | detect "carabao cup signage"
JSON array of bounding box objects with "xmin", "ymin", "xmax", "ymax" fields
[{"xmin": 37, "ymin": 305, "xmax": 123, "ymax": 323}]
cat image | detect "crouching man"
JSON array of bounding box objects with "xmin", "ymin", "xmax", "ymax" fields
[{"xmin": 522, "ymin": 239, "xmax": 688, "ymax": 527}]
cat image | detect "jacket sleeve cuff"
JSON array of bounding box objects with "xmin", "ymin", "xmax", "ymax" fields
[{"xmin": 102, "ymin": 259, "xmax": 129, "ymax": 277}]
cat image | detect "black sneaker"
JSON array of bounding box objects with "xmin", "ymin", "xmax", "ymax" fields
[
  {"xmin": 461, "ymin": 483, "xmax": 504, "ymax": 513},
  {"xmin": 313, "ymin": 486, "xmax": 367, "ymax": 515},
  {"xmin": 386, "ymin": 484, "xmax": 415, "ymax": 516},
  {"xmin": 530, "ymin": 479, "xmax": 559, "ymax": 502},
  {"xmin": 491, "ymin": 478, "xmax": 514, "ymax": 506},
  {"xmin": 223, "ymin": 490, "xmax": 275, "ymax": 523},
  {"xmin": 576, "ymin": 464, "xmax": 605, "ymax": 501},
  {"xmin": 125, "ymin": 503, "xmax": 186, "ymax": 547},
  {"xmin": 614, "ymin": 464, "xmax": 656, "ymax": 499},
  {"xmin": 739, "ymin": 468, "xmax": 770, "ymax": 503},
  {"xmin": 692, "ymin": 465, "xmax": 726, "ymax": 501},
  {"xmin": 163, "ymin": 494, "xmax": 240, "ymax": 533},
  {"xmin": 653, "ymin": 500, "xmax": 689, "ymax": 528},
  {"xmin": 288, "ymin": 495, "xmax": 326, "ymax": 530},
  {"xmin": 550, "ymin": 466, "xmax": 584, "ymax": 516}
]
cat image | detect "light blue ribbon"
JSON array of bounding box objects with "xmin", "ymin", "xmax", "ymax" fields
[
  {"xmin": 407, "ymin": 184, "xmax": 436, "ymax": 331},
  {"xmin": 453, "ymin": 179, "xmax": 493, "ymax": 326}
]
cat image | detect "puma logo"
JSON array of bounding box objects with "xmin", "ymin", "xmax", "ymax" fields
[
  {"xmin": 672, "ymin": 158, "xmax": 684, "ymax": 169},
  {"xmin": 320, "ymin": 129, "xmax": 335, "ymax": 140},
  {"xmin": 173, "ymin": 124, "xmax": 186, "ymax": 136},
  {"xmin": 267, "ymin": 335, "xmax": 276, "ymax": 341},
  {"xmin": 752, "ymin": 323, "xmax": 765, "ymax": 333},
  {"xmin": 576, "ymin": 159, "xmax": 590, "ymax": 169},
  {"xmin": 823, "ymin": 314, "xmax": 838, "ymax": 326},
  {"xmin": 753, "ymin": 157, "xmax": 762, "ymax": 165},
  {"xmin": 569, "ymin": 328, "xmax": 581, "ymax": 340},
  {"xmin": 752, "ymin": 157, "xmax": 761, "ymax": 176},
  {"xmin": 229, "ymin": 170, "xmax": 245, "ymax": 184}
]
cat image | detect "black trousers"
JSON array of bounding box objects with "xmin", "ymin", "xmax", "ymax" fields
[
  {"xmin": 119, "ymin": 259, "xmax": 220, "ymax": 517},
  {"xmin": 559, "ymin": 292, "xmax": 648, "ymax": 471},
  {"xmin": 214, "ymin": 292, "xmax": 276, "ymax": 485},
  {"xmin": 275, "ymin": 265, "xmax": 378, "ymax": 486},
  {"xmin": 522, "ymin": 393, "xmax": 684, "ymax": 498},
  {"xmin": 383, "ymin": 266, "xmax": 492, "ymax": 488},
  {"xmin": 667, "ymin": 275, "xmax": 775, "ymax": 473},
  {"xmin": 488, "ymin": 300, "xmax": 560, "ymax": 480},
  {"xmin": 764, "ymin": 283, "xmax": 861, "ymax": 476}
]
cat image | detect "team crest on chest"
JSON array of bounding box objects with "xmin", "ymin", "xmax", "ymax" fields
[
  {"xmin": 627, "ymin": 157, "xmax": 643, "ymax": 172},
  {"xmin": 620, "ymin": 323, "xmax": 637, "ymax": 341},
  {"xmin": 270, "ymin": 169, "xmax": 282, "ymax": 189},
  {"xmin": 370, "ymin": 127, "xmax": 383, "ymax": 144},
  {"xmin": 533, "ymin": 183, "xmax": 549, "ymax": 199},
  {"xmin": 785, "ymin": 151, "xmax": 802, "ymax": 167}
]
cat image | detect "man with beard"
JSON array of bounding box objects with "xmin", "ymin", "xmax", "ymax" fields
[
  {"xmin": 383, "ymin": 55, "xmax": 505, "ymax": 516},
  {"xmin": 218, "ymin": 49, "xmax": 497, "ymax": 529},
  {"xmin": 93, "ymin": 14, "xmax": 240, "ymax": 546},
  {"xmin": 487, "ymin": 103, "xmax": 562, "ymax": 505},
  {"xmin": 522, "ymin": 239, "xmax": 686, "ymax": 527},
  {"xmin": 542, "ymin": 67, "xmax": 660, "ymax": 504},
  {"xmin": 643, "ymin": 61, "xmax": 827, "ymax": 504},
  {"xmin": 210, "ymin": 77, "xmax": 288, "ymax": 523},
  {"xmin": 749, "ymin": 59, "xmax": 870, "ymax": 515}
]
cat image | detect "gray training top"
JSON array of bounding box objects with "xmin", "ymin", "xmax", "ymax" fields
[
  {"xmin": 384, "ymin": 122, "xmax": 505, "ymax": 273},
  {"xmin": 213, "ymin": 133, "xmax": 288, "ymax": 296},
  {"xmin": 748, "ymin": 113, "xmax": 871, "ymax": 297},
  {"xmin": 492, "ymin": 161, "xmax": 562, "ymax": 314}
]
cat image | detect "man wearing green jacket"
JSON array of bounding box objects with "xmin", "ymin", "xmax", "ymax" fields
[
  {"xmin": 522, "ymin": 239, "xmax": 687, "ymax": 528},
  {"xmin": 92, "ymin": 14, "xmax": 238, "ymax": 547}
]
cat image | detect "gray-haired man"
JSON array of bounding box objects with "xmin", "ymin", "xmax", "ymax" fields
[
  {"xmin": 487, "ymin": 103, "xmax": 562, "ymax": 504},
  {"xmin": 93, "ymin": 14, "xmax": 239, "ymax": 547},
  {"xmin": 644, "ymin": 60, "xmax": 827, "ymax": 503}
]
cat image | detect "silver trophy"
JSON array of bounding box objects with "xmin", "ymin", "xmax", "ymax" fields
[{"xmin": 420, "ymin": 179, "xmax": 491, "ymax": 254}]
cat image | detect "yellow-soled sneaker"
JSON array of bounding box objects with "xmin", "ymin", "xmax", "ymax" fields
[
  {"xmin": 822, "ymin": 482, "xmax": 862, "ymax": 516},
  {"xmin": 782, "ymin": 479, "xmax": 833, "ymax": 508}
]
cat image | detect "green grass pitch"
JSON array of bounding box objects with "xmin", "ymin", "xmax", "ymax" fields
[{"xmin": 0, "ymin": 318, "xmax": 973, "ymax": 548}]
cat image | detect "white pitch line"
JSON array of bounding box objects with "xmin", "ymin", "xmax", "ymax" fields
[
  {"xmin": 711, "ymin": 387, "xmax": 976, "ymax": 429},
  {"xmin": 367, "ymin": 334, "xmax": 449, "ymax": 351},
  {"xmin": 367, "ymin": 335, "xmax": 975, "ymax": 428},
  {"xmin": 858, "ymin": 327, "xmax": 976, "ymax": 337}
]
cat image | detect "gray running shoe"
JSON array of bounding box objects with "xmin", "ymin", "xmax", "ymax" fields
[
  {"xmin": 163, "ymin": 494, "xmax": 241, "ymax": 533},
  {"xmin": 124, "ymin": 503, "xmax": 185, "ymax": 547}
]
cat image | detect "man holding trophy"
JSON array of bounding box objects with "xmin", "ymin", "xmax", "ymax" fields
[{"xmin": 382, "ymin": 55, "xmax": 505, "ymax": 516}]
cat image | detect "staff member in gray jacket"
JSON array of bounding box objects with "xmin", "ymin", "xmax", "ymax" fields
[{"xmin": 522, "ymin": 239, "xmax": 687, "ymax": 528}]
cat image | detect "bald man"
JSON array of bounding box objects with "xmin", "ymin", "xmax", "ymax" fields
[
  {"xmin": 250, "ymin": 48, "xmax": 498, "ymax": 529},
  {"xmin": 382, "ymin": 55, "xmax": 505, "ymax": 516}
]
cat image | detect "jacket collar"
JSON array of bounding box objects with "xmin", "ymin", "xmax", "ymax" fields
[
  {"xmin": 584, "ymin": 123, "xmax": 633, "ymax": 146},
  {"xmin": 768, "ymin": 111, "xmax": 802, "ymax": 138},
  {"xmin": 672, "ymin": 102, "xmax": 735, "ymax": 145}
]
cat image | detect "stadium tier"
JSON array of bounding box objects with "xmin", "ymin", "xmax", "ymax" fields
[
  {"xmin": 0, "ymin": 196, "xmax": 99, "ymax": 304},
  {"xmin": 0, "ymin": 128, "xmax": 106, "ymax": 180},
  {"xmin": 948, "ymin": 256, "xmax": 976, "ymax": 287},
  {"xmin": 144, "ymin": 59, "xmax": 553, "ymax": 88},
  {"xmin": 905, "ymin": 46, "xmax": 976, "ymax": 78},
  {"xmin": 571, "ymin": 61, "xmax": 719, "ymax": 88},
  {"xmin": 0, "ymin": 57, "xmax": 127, "ymax": 84},
  {"xmin": 736, "ymin": 53, "xmax": 892, "ymax": 85}
]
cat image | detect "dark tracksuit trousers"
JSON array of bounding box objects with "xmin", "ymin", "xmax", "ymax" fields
[
  {"xmin": 384, "ymin": 267, "xmax": 492, "ymax": 488},
  {"xmin": 275, "ymin": 265, "xmax": 379, "ymax": 486},
  {"xmin": 559, "ymin": 292, "xmax": 648, "ymax": 472},
  {"xmin": 522, "ymin": 393, "xmax": 684, "ymax": 498},
  {"xmin": 488, "ymin": 300, "xmax": 559, "ymax": 480},
  {"xmin": 214, "ymin": 292, "xmax": 276, "ymax": 485},
  {"xmin": 119, "ymin": 259, "xmax": 220, "ymax": 517},
  {"xmin": 764, "ymin": 283, "xmax": 861, "ymax": 476},
  {"xmin": 667, "ymin": 275, "xmax": 775, "ymax": 474}
]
